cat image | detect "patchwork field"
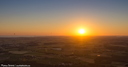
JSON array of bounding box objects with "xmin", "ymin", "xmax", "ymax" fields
[{"xmin": 0, "ymin": 36, "xmax": 128, "ymax": 67}]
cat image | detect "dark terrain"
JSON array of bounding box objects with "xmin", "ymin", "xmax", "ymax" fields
[{"xmin": 0, "ymin": 36, "xmax": 128, "ymax": 67}]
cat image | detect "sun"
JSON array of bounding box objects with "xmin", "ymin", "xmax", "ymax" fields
[{"xmin": 78, "ymin": 29, "xmax": 86, "ymax": 34}]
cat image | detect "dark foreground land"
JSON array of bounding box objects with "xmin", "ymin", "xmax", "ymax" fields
[{"xmin": 0, "ymin": 36, "xmax": 128, "ymax": 67}]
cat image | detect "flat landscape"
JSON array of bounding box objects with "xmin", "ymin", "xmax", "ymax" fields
[{"xmin": 0, "ymin": 36, "xmax": 128, "ymax": 67}]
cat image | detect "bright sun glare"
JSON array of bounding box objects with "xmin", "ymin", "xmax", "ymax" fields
[{"xmin": 78, "ymin": 29, "xmax": 86, "ymax": 34}]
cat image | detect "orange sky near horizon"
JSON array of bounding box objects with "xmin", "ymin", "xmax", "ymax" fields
[{"xmin": 0, "ymin": 0, "xmax": 128, "ymax": 36}]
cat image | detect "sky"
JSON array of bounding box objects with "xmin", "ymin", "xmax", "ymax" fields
[{"xmin": 0, "ymin": 0, "xmax": 128, "ymax": 36}]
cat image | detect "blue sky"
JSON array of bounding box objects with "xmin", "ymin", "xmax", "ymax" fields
[{"xmin": 0, "ymin": 0, "xmax": 128, "ymax": 36}]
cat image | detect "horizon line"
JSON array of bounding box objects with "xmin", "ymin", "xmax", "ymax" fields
[{"xmin": 0, "ymin": 35, "xmax": 128, "ymax": 38}]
